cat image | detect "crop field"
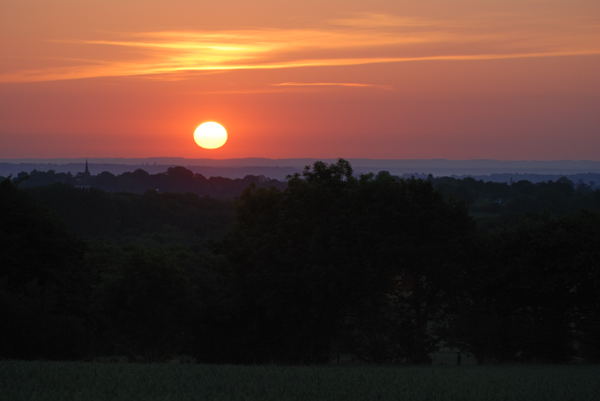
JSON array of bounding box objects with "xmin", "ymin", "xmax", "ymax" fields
[{"xmin": 1, "ymin": 361, "xmax": 599, "ymax": 401}]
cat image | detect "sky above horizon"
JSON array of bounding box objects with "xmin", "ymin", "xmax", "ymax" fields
[{"xmin": 1, "ymin": 0, "xmax": 600, "ymax": 159}]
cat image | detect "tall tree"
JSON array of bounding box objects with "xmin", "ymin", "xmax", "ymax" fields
[{"xmin": 222, "ymin": 160, "xmax": 473, "ymax": 363}]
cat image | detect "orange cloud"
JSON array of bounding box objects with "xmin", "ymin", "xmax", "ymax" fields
[{"xmin": 1, "ymin": 13, "xmax": 599, "ymax": 83}]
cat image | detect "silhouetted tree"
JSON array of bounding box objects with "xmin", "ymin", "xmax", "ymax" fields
[{"xmin": 223, "ymin": 160, "xmax": 473, "ymax": 363}]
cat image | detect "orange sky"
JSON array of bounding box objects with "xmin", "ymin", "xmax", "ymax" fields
[{"xmin": 1, "ymin": 0, "xmax": 600, "ymax": 159}]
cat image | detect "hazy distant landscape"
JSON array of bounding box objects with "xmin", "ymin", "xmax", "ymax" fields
[{"xmin": 3, "ymin": 158, "xmax": 600, "ymax": 184}]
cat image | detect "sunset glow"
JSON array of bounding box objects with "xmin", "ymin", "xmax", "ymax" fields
[{"xmin": 1, "ymin": 0, "xmax": 600, "ymax": 159}]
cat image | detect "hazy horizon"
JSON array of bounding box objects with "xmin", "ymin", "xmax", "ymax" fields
[
  {"xmin": 5, "ymin": 157, "xmax": 600, "ymax": 181},
  {"xmin": 4, "ymin": 157, "xmax": 600, "ymax": 162}
]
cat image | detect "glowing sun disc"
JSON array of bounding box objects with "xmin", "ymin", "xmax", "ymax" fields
[{"xmin": 194, "ymin": 122, "xmax": 228, "ymax": 149}]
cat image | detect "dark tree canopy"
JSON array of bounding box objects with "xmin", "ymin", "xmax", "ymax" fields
[
  {"xmin": 0, "ymin": 180, "xmax": 89, "ymax": 359},
  {"xmin": 223, "ymin": 160, "xmax": 473, "ymax": 363},
  {"xmin": 2, "ymin": 160, "xmax": 600, "ymax": 364}
]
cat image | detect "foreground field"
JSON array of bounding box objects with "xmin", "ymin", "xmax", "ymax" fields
[{"xmin": 1, "ymin": 361, "xmax": 599, "ymax": 401}]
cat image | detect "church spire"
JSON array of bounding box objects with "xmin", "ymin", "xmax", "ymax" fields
[{"xmin": 84, "ymin": 159, "xmax": 90, "ymax": 176}]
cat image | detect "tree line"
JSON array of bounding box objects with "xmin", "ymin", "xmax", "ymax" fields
[
  {"xmin": 9, "ymin": 166, "xmax": 284, "ymax": 199},
  {"xmin": 1, "ymin": 160, "xmax": 600, "ymax": 363},
  {"xmin": 7, "ymin": 164, "xmax": 600, "ymax": 216}
]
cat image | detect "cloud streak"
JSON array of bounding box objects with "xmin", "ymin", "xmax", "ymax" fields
[
  {"xmin": 2, "ymin": 14, "xmax": 600, "ymax": 83},
  {"xmin": 273, "ymin": 82, "xmax": 389, "ymax": 89}
]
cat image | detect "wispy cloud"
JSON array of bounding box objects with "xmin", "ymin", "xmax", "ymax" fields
[
  {"xmin": 273, "ymin": 82, "xmax": 389, "ymax": 89},
  {"xmin": 2, "ymin": 13, "xmax": 599, "ymax": 83}
]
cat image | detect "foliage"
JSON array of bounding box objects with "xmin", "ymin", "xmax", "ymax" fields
[
  {"xmin": 2, "ymin": 159, "xmax": 600, "ymax": 364},
  {"xmin": 15, "ymin": 166, "xmax": 284, "ymax": 199},
  {"xmin": 452, "ymin": 212, "xmax": 600, "ymax": 363},
  {"xmin": 0, "ymin": 180, "xmax": 89, "ymax": 359},
  {"xmin": 24, "ymin": 184, "xmax": 234, "ymax": 244},
  {"xmin": 223, "ymin": 160, "xmax": 473, "ymax": 363}
]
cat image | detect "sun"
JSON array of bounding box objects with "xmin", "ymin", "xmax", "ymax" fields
[{"xmin": 193, "ymin": 121, "xmax": 228, "ymax": 149}]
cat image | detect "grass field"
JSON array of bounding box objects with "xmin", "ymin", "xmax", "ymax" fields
[{"xmin": 1, "ymin": 361, "xmax": 599, "ymax": 401}]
